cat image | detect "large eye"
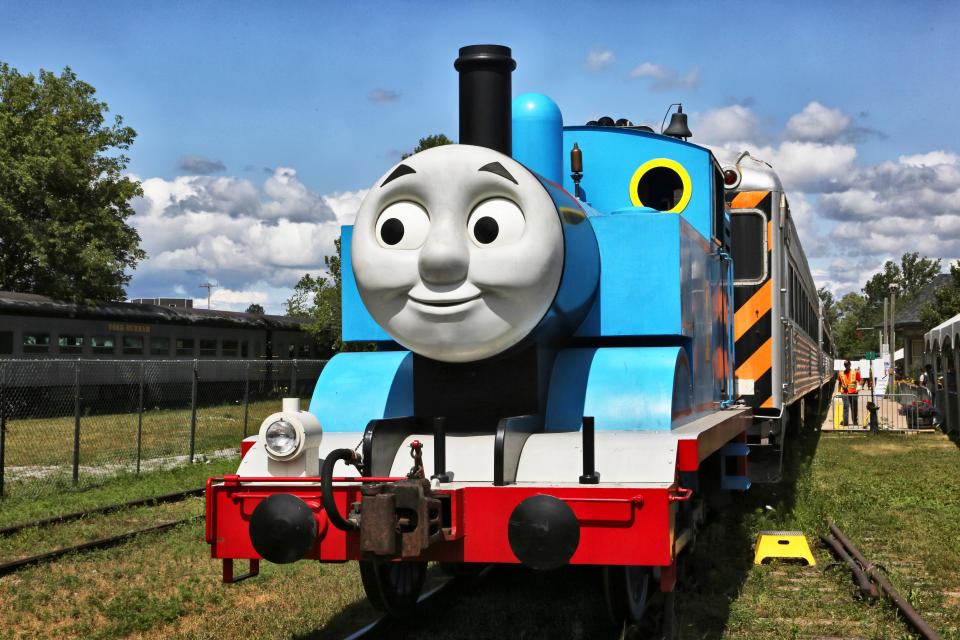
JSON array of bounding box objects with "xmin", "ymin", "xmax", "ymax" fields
[
  {"xmin": 467, "ymin": 198, "xmax": 524, "ymax": 247},
  {"xmin": 375, "ymin": 201, "xmax": 429, "ymax": 249}
]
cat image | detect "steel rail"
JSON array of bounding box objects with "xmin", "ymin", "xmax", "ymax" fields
[
  {"xmin": 820, "ymin": 534, "xmax": 878, "ymax": 599},
  {"xmin": 827, "ymin": 518, "xmax": 943, "ymax": 640},
  {"xmin": 0, "ymin": 516, "xmax": 200, "ymax": 577},
  {"xmin": 343, "ymin": 565, "xmax": 494, "ymax": 640},
  {"xmin": 0, "ymin": 487, "xmax": 204, "ymax": 537}
]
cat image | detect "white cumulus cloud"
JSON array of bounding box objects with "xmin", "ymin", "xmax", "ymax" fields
[
  {"xmin": 695, "ymin": 105, "xmax": 762, "ymax": 144},
  {"xmin": 627, "ymin": 62, "xmax": 701, "ymax": 91},
  {"xmin": 127, "ymin": 168, "xmax": 361, "ymax": 313},
  {"xmin": 585, "ymin": 47, "xmax": 615, "ymax": 71},
  {"xmin": 786, "ymin": 102, "xmax": 852, "ymax": 141}
]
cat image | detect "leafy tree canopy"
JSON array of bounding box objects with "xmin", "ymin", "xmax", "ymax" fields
[
  {"xmin": 284, "ymin": 238, "xmax": 347, "ymax": 356},
  {"xmin": 401, "ymin": 133, "xmax": 453, "ymax": 159},
  {"xmin": 245, "ymin": 303, "xmax": 265, "ymax": 314},
  {"xmin": 818, "ymin": 286, "xmax": 839, "ymax": 329},
  {"xmin": 862, "ymin": 252, "xmax": 940, "ymax": 303},
  {"xmin": 919, "ymin": 260, "xmax": 960, "ymax": 331},
  {"xmin": 0, "ymin": 62, "xmax": 145, "ymax": 303}
]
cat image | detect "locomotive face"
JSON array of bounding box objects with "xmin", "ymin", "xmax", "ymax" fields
[{"xmin": 352, "ymin": 145, "xmax": 564, "ymax": 362}]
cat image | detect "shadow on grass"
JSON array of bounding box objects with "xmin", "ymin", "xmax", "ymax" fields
[
  {"xmin": 298, "ymin": 393, "xmax": 833, "ymax": 640},
  {"xmin": 298, "ymin": 564, "xmax": 624, "ymax": 640}
]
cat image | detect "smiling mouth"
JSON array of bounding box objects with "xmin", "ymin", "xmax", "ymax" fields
[{"xmin": 408, "ymin": 293, "xmax": 481, "ymax": 309}]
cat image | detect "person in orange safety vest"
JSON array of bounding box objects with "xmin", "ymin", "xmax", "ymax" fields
[{"xmin": 838, "ymin": 360, "xmax": 862, "ymax": 426}]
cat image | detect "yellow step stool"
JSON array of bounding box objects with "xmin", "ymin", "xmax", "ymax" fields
[{"xmin": 754, "ymin": 530, "xmax": 816, "ymax": 566}]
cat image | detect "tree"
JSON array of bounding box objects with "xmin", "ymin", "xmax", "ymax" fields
[
  {"xmin": 920, "ymin": 260, "xmax": 960, "ymax": 331},
  {"xmin": 0, "ymin": 62, "xmax": 144, "ymax": 303},
  {"xmin": 818, "ymin": 286, "xmax": 839, "ymax": 329},
  {"xmin": 401, "ymin": 133, "xmax": 453, "ymax": 159},
  {"xmin": 862, "ymin": 252, "xmax": 940, "ymax": 303},
  {"xmin": 245, "ymin": 303, "xmax": 265, "ymax": 314},
  {"xmin": 283, "ymin": 238, "xmax": 345, "ymax": 355}
]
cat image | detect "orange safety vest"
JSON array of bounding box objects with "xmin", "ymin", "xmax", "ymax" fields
[{"xmin": 839, "ymin": 370, "xmax": 859, "ymax": 394}]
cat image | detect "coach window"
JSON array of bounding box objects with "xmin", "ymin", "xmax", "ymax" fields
[
  {"xmin": 0, "ymin": 331, "xmax": 12, "ymax": 355},
  {"xmin": 299, "ymin": 343, "xmax": 311, "ymax": 358},
  {"xmin": 222, "ymin": 340, "xmax": 238, "ymax": 357},
  {"xmin": 92, "ymin": 336, "xmax": 115, "ymax": 354},
  {"xmin": 150, "ymin": 337, "xmax": 170, "ymax": 356},
  {"xmin": 23, "ymin": 333, "xmax": 50, "ymax": 354},
  {"xmin": 58, "ymin": 335, "xmax": 84, "ymax": 354},
  {"xmin": 199, "ymin": 339, "xmax": 217, "ymax": 357},
  {"xmin": 176, "ymin": 338, "xmax": 194, "ymax": 357},
  {"xmin": 123, "ymin": 336, "xmax": 144, "ymax": 355},
  {"xmin": 240, "ymin": 341, "xmax": 248, "ymax": 358},
  {"xmin": 730, "ymin": 212, "xmax": 766, "ymax": 283}
]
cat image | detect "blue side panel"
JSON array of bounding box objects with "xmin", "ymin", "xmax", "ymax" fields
[
  {"xmin": 560, "ymin": 127, "xmax": 713, "ymax": 241},
  {"xmin": 341, "ymin": 225, "xmax": 393, "ymax": 343},
  {"xmin": 545, "ymin": 346, "xmax": 685, "ymax": 432},
  {"xmin": 308, "ymin": 351, "xmax": 413, "ymax": 432},
  {"xmin": 575, "ymin": 211, "xmax": 682, "ymax": 337}
]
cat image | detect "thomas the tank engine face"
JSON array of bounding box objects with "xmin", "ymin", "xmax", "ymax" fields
[{"xmin": 352, "ymin": 144, "xmax": 564, "ymax": 363}]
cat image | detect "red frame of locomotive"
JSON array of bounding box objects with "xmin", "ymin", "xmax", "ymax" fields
[{"xmin": 205, "ymin": 411, "xmax": 749, "ymax": 584}]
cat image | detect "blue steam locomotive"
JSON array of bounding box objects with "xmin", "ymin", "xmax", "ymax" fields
[{"xmin": 206, "ymin": 44, "xmax": 757, "ymax": 628}]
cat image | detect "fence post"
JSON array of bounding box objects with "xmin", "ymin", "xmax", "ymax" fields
[
  {"xmin": 0, "ymin": 362, "xmax": 6, "ymax": 498},
  {"xmin": 72, "ymin": 360, "xmax": 81, "ymax": 486},
  {"xmin": 291, "ymin": 359, "xmax": 298, "ymax": 397},
  {"xmin": 243, "ymin": 362, "xmax": 250, "ymax": 438},
  {"xmin": 137, "ymin": 362, "xmax": 144, "ymax": 473},
  {"xmin": 189, "ymin": 359, "xmax": 198, "ymax": 463}
]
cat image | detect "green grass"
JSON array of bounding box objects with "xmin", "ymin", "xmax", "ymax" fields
[
  {"xmin": 680, "ymin": 429, "xmax": 960, "ymax": 640},
  {"xmin": 0, "ymin": 415, "xmax": 956, "ymax": 639},
  {"xmin": 3, "ymin": 399, "xmax": 280, "ymax": 469},
  {"xmin": 0, "ymin": 456, "xmax": 241, "ymax": 526}
]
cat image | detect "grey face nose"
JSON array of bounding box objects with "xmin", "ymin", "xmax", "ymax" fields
[{"xmin": 418, "ymin": 225, "xmax": 469, "ymax": 285}]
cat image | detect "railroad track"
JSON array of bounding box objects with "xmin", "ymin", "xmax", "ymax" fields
[
  {"xmin": 0, "ymin": 488, "xmax": 204, "ymax": 577},
  {"xmin": 342, "ymin": 565, "xmax": 495, "ymax": 640}
]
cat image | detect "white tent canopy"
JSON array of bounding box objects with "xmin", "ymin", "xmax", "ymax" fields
[{"xmin": 925, "ymin": 312, "xmax": 960, "ymax": 350}]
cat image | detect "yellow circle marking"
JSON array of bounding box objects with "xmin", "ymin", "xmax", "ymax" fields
[{"xmin": 628, "ymin": 158, "xmax": 692, "ymax": 213}]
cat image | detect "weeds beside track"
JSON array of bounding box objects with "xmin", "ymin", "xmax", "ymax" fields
[{"xmin": 0, "ymin": 429, "xmax": 956, "ymax": 639}]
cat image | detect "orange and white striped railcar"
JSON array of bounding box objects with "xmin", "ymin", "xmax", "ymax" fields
[{"xmin": 717, "ymin": 151, "xmax": 835, "ymax": 443}]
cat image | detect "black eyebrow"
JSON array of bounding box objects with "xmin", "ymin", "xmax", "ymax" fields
[
  {"xmin": 478, "ymin": 161, "xmax": 517, "ymax": 185},
  {"xmin": 380, "ymin": 164, "xmax": 416, "ymax": 187}
]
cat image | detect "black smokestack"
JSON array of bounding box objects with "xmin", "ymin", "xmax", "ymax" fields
[{"xmin": 454, "ymin": 44, "xmax": 516, "ymax": 155}]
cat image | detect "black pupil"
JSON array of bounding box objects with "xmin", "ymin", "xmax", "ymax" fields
[
  {"xmin": 380, "ymin": 218, "xmax": 404, "ymax": 245},
  {"xmin": 474, "ymin": 216, "xmax": 499, "ymax": 244}
]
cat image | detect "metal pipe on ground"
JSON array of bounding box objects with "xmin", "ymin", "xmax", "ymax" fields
[
  {"xmin": 827, "ymin": 518, "xmax": 943, "ymax": 640},
  {"xmin": 820, "ymin": 534, "xmax": 878, "ymax": 599}
]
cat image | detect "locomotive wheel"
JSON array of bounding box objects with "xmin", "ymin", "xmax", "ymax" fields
[
  {"xmin": 359, "ymin": 560, "xmax": 427, "ymax": 617},
  {"xmin": 603, "ymin": 564, "xmax": 652, "ymax": 625}
]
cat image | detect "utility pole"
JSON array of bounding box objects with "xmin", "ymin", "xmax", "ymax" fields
[
  {"xmin": 199, "ymin": 283, "xmax": 217, "ymax": 310},
  {"xmin": 889, "ymin": 283, "xmax": 897, "ymax": 392}
]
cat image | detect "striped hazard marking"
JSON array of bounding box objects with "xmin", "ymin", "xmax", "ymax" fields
[{"xmin": 731, "ymin": 190, "xmax": 774, "ymax": 409}]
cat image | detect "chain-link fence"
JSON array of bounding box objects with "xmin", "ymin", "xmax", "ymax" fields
[{"xmin": 0, "ymin": 359, "xmax": 327, "ymax": 497}]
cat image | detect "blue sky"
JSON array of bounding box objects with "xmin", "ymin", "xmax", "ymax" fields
[{"xmin": 4, "ymin": 0, "xmax": 960, "ymax": 312}]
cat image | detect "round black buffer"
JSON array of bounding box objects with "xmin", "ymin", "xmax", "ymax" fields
[
  {"xmin": 249, "ymin": 493, "xmax": 318, "ymax": 564},
  {"xmin": 507, "ymin": 494, "xmax": 580, "ymax": 570}
]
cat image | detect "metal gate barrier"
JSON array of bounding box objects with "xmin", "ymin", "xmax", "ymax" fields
[{"xmin": 830, "ymin": 392, "xmax": 936, "ymax": 432}]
